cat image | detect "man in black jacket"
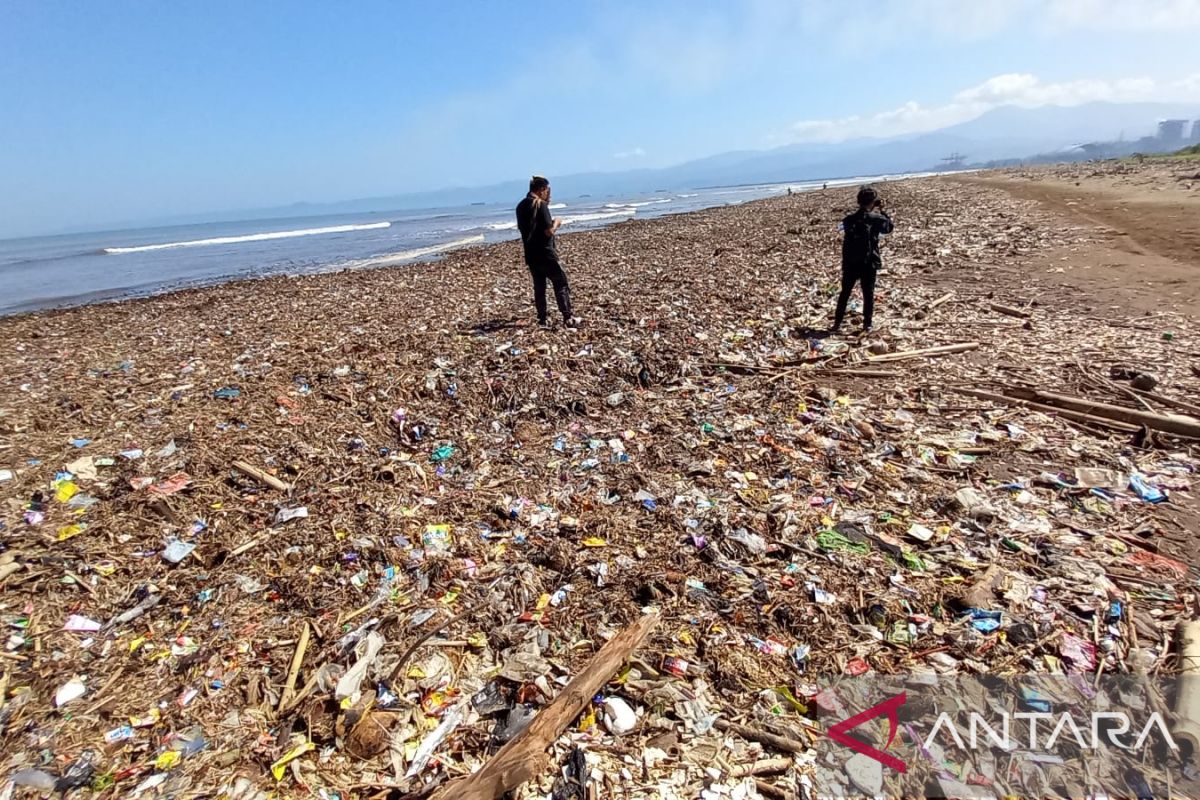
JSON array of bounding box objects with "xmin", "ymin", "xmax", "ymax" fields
[
  {"xmin": 516, "ymin": 175, "xmax": 577, "ymax": 328},
  {"xmin": 834, "ymin": 185, "xmax": 894, "ymax": 332}
]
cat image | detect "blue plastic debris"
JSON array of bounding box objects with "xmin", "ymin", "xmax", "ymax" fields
[
  {"xmin": 1021, "ymin": 687, "xmax": 1052, "ymax": 713},
  {"xmin": 1129, "ymin": 473, "xmax": 1166, "ymax": 503},
  {"xmin": 966, "ymin": 608, "xmax": 1002, "ymax": 633}
]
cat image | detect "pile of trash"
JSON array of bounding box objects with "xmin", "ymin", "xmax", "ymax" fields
[{"xmin": 0, "ymin": 168, "xmax": 1197, "ymax": 799}]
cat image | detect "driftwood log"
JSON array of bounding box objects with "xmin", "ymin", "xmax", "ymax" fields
[{"xmin": 424, "ymin": 612, "xmax": 659, "ymax": 800}]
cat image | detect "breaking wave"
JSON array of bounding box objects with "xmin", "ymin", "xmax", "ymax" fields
[
  {"xmin": 344, "ymin": 234, "xmax": 485, "ymax": 269},
  {"xmin": 103, "ymin": 222, "xmax": 392, "ymax": 254},
  {"xmin": 560, "ymin": 209, "xmax": 636, "ymax": 225},
  {"xmin": 605, "ymin": 198, "xmax": 670, "ymax": 209}
]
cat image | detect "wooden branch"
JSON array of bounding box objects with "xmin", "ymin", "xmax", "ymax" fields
[
  {"xmin": 928, "ymin": 292, "xmax": 954, "ymax": 310},
  {"xmin": 232, "ymin": 460, "xmax": 292, "ymax": 492},
  {"xmin": 0, "ymin": 561, "xmax": 22, "ymax": 583},
  {"xmin": 729, "ymin": 757, "xmax": 793, "ymax": 778},
  {"xmin": 1131, "ymin": 389, "xmax": 1200, "ymax": 419},
  {"xmin": 754, "ymin": 780, "xmax": 793, "ymax": 800},
  {"xmin": 1021, "ymin": 389, "xmax": 1200, "ymax": 439},
  {"xmin": 279, "ymin": 621, "xmax": 311, "ymax": 712},
  {"xmin": 821, "ymin": 368, "xmax": 902, "ymax": 378},
  {"xmin": 990, "ymin": 303, "xmax": 1031, "ymax": 319},
  {"xmin": 387, "ymin": 608, "xmax": 473, "ymax": 684},
  {"xmin": 426, "ymin": 613, "xmax": 659, "ymax": 800},
  {"xmin": 866, "ymin": 342, "xmax": 979, "ymax": 363},
  {"xmin": 714, "ymin": 719, "xmax": 808, "ymax": 754},
  {"xmin": 947, "ymin": 388, "xmax": 1139, "ymax": 432},
  {"xmin": 230, "ymin": 537, "xmax": 267, "ymax": 558}
]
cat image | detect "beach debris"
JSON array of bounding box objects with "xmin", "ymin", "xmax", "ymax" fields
[{"xmin": 0, "ymin": 163, "xmax": 1197, "ymax": 799}]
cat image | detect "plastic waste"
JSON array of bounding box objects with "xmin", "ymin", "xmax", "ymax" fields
[
  {"xmin": 55, "ymin": 676, "xmax": 87, "ymax": 707},
  {"xmin": 10, "ymin": 769, "xmax": 57, "ymax": 791},
  {"xmin": 492, "ymin": 704, "xmax": 537, "ymax": 744},
  {"xmin": 55, "ymin": 750, "xmax": 97, "ymax": 792},
  {"xmin": 109, "ymin": 593, "xmax": 162, "ymax": 627},
  {"xmin": 335, "ymin": 631, "xmax": 385, "ymax": 700},
  {"xmin": 161, "ymin": 539, "xmax": 197, "ymax": 564},
  {"xmin": 602, "ymin": 696, "xmax": 637, "ymax": 735},
  {"xmin": 406, "ymin": 705, "xmax": 464, "ymax": 778},
  {"xmin": 1129, "ymin": 473, "xmax": 1166, "ymax": 503},
  {"xmin": 274, "ymin": 506, "xmax": 309, "ymax": 524},
  {"xmin": 965, "ymin": 608, "xmax": 1002, "ymax": 633}
]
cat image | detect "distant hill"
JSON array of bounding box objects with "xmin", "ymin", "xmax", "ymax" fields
[{"xmin": 128, "ymin": 101, "xmax": 1200, "ymax": 229}]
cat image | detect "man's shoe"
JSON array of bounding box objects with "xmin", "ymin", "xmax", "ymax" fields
[{"xmin": 565, "ymin": 316, "xmax": 581, "ymax": 328}]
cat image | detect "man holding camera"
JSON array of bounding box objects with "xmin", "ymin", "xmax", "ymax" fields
[
  {"xmin": 833, "ymin": 185, "xmax": 894, "ymax": 333},
  {"xmin": 516, "ymin": 175, "xmax": 578, "ymax": 329}
]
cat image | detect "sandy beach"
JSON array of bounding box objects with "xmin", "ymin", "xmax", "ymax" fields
[{"xmin": 2, "ymin": 161, "xmax": 1199, "ymax": 797}]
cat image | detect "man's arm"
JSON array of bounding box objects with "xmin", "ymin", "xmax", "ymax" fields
[
  {"xmin": 538, "ymin": 202, "xmax": 560, "ymax": 237},
  {"xmin": 872, "ymin": 209, "xmax": 894, "ymax": 235}
]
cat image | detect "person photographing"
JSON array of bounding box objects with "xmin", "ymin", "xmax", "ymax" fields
[
  {"xmin": 833, "ymin": 185, "xmax": 894, "ymax": 333},
  {"xmin": 515, "ymin": 175, "xmax": 578, "ymax": 328}
]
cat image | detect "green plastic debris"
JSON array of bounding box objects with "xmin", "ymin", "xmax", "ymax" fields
[{"xmin": 814, "ymin": 529, "xmax": 869, "ymax": 555}]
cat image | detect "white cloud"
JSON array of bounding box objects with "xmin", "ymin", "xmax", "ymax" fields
[
  {"xmin": 954, "ymin": 74, "xmax": 1158, "ymax": 106},
  {"xmin": 1044, "ymin": 0, "xmax": 1200, "ymax": 31},
  {"xmin": 613, "ymin": 147, "xmax": 646, "ymax": 159},
  {"xmin": 778, "ymin": 72, "xmax": 1200, "ymax": 144}
]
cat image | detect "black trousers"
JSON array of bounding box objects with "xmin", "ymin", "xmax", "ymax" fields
[
  {"xmin": 528, "ymin": 258, "xmax": 572, "ymax": 324},
  {"xmin": 834, "ymin": 264, "xmax": 877, "ymax": 328}
]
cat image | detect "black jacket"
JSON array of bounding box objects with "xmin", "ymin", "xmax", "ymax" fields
[{"xmin": 841, "ymin": 208, "xmax": 893, "ymax": 270}]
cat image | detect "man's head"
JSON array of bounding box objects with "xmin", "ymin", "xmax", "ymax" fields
[
  {"xmin": 530, "ymin": 175, "xmax": 550, "ymax": 201},
  {"xmin": 856, "ymin": 185, "xmax": 881, "ymax": 209}
]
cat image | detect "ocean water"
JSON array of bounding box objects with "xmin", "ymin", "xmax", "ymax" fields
[{"xmin": 0, "ymin": 173, "xmax": 929, "ymax": 316}]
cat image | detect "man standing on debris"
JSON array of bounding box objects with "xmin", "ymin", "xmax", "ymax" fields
[
  {"xmin": 516, "ymin": 175, "xmax": 578, "ymax": 329},
  {"xmin": 833, "ymin": 185, "xmax": 893, "ymax": 333}
]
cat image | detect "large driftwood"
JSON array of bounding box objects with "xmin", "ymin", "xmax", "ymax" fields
[
  {"xmin": 866, "ymin": 342, "xmax": 979, "ymax": 363},
  {"xmin": 1130, "ymin": 389, "xmax": 1200, "ymax": 419},
  {"xmin": 1012, "ymin": 389, "xmax": 1200, "ymax": 438},
  {"xmin": 947, "ymin": 388, "xmax": 1139, "ymax": 432},
  {"xmin": 426, "ymin": 612, "xmax": 659, "ymax": 800}
]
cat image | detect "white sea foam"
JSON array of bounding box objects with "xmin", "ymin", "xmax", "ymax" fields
[
  {"xmin": 549, "ymin": 202, "xmax": 567, "ymax": 209},
  {"xmin": 485, "ymin": 221, "xmax": 519, "ymax": 231},
  {"xmin": 560, "ymin": 209, "xmax": 636, "ymax": 225},
  {"xmin": 604, "ymin": 198, "xmax": 670, "ymax": 209},
  {"xmin": 103, "ymin": 222, "xmax": 391, "ymax": 254},
  {"xmin": 345, "ymin": 234, "xmax": 485, "ymax": 269}
]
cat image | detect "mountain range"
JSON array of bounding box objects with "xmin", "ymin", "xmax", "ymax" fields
[{"xmin": 115, "ymin": 101, "xmax": 1200, "ymax": 228}]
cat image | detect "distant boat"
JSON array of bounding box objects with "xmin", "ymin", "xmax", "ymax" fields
[
  {"xmin": 470, "ymin": 202, "xmax": 485, "ymax": 206},
  {"xmin": 654, "ymin": 188, "xmax": 668, "ymax": 192},
  {"xmin": 579, "ymin": 194, "xmax": 592, "ymax": 198}
]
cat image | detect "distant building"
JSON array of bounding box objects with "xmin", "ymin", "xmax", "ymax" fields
[
  {"xmin": 1158, "ymin": 119, "xmax": 1187, "ymax": 142},
  {"xmin": 1192, "ymin": 120, "xmax": 1200, "ymax": 142}
]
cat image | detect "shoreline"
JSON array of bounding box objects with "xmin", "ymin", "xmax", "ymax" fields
[{"xmin": 0, "ymin": 171, "xmax": 945, "ymax": 320}]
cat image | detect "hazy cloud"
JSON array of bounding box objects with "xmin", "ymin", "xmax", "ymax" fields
[
  {"xmin": 1044, "ymin": 0, "xmax": 1200, "ymax": 31},
  {"xmin": 613, "ymin": 147, "xmax": 647, "ymax": 159},
  {"xmin": 778, "ymin": 72, "xmax": 1200, "ymax": 144}
]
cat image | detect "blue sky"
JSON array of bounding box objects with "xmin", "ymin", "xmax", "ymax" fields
[{"xmin": 1, "ymin": 0, "xmax": 1199, "ymax": 238}]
